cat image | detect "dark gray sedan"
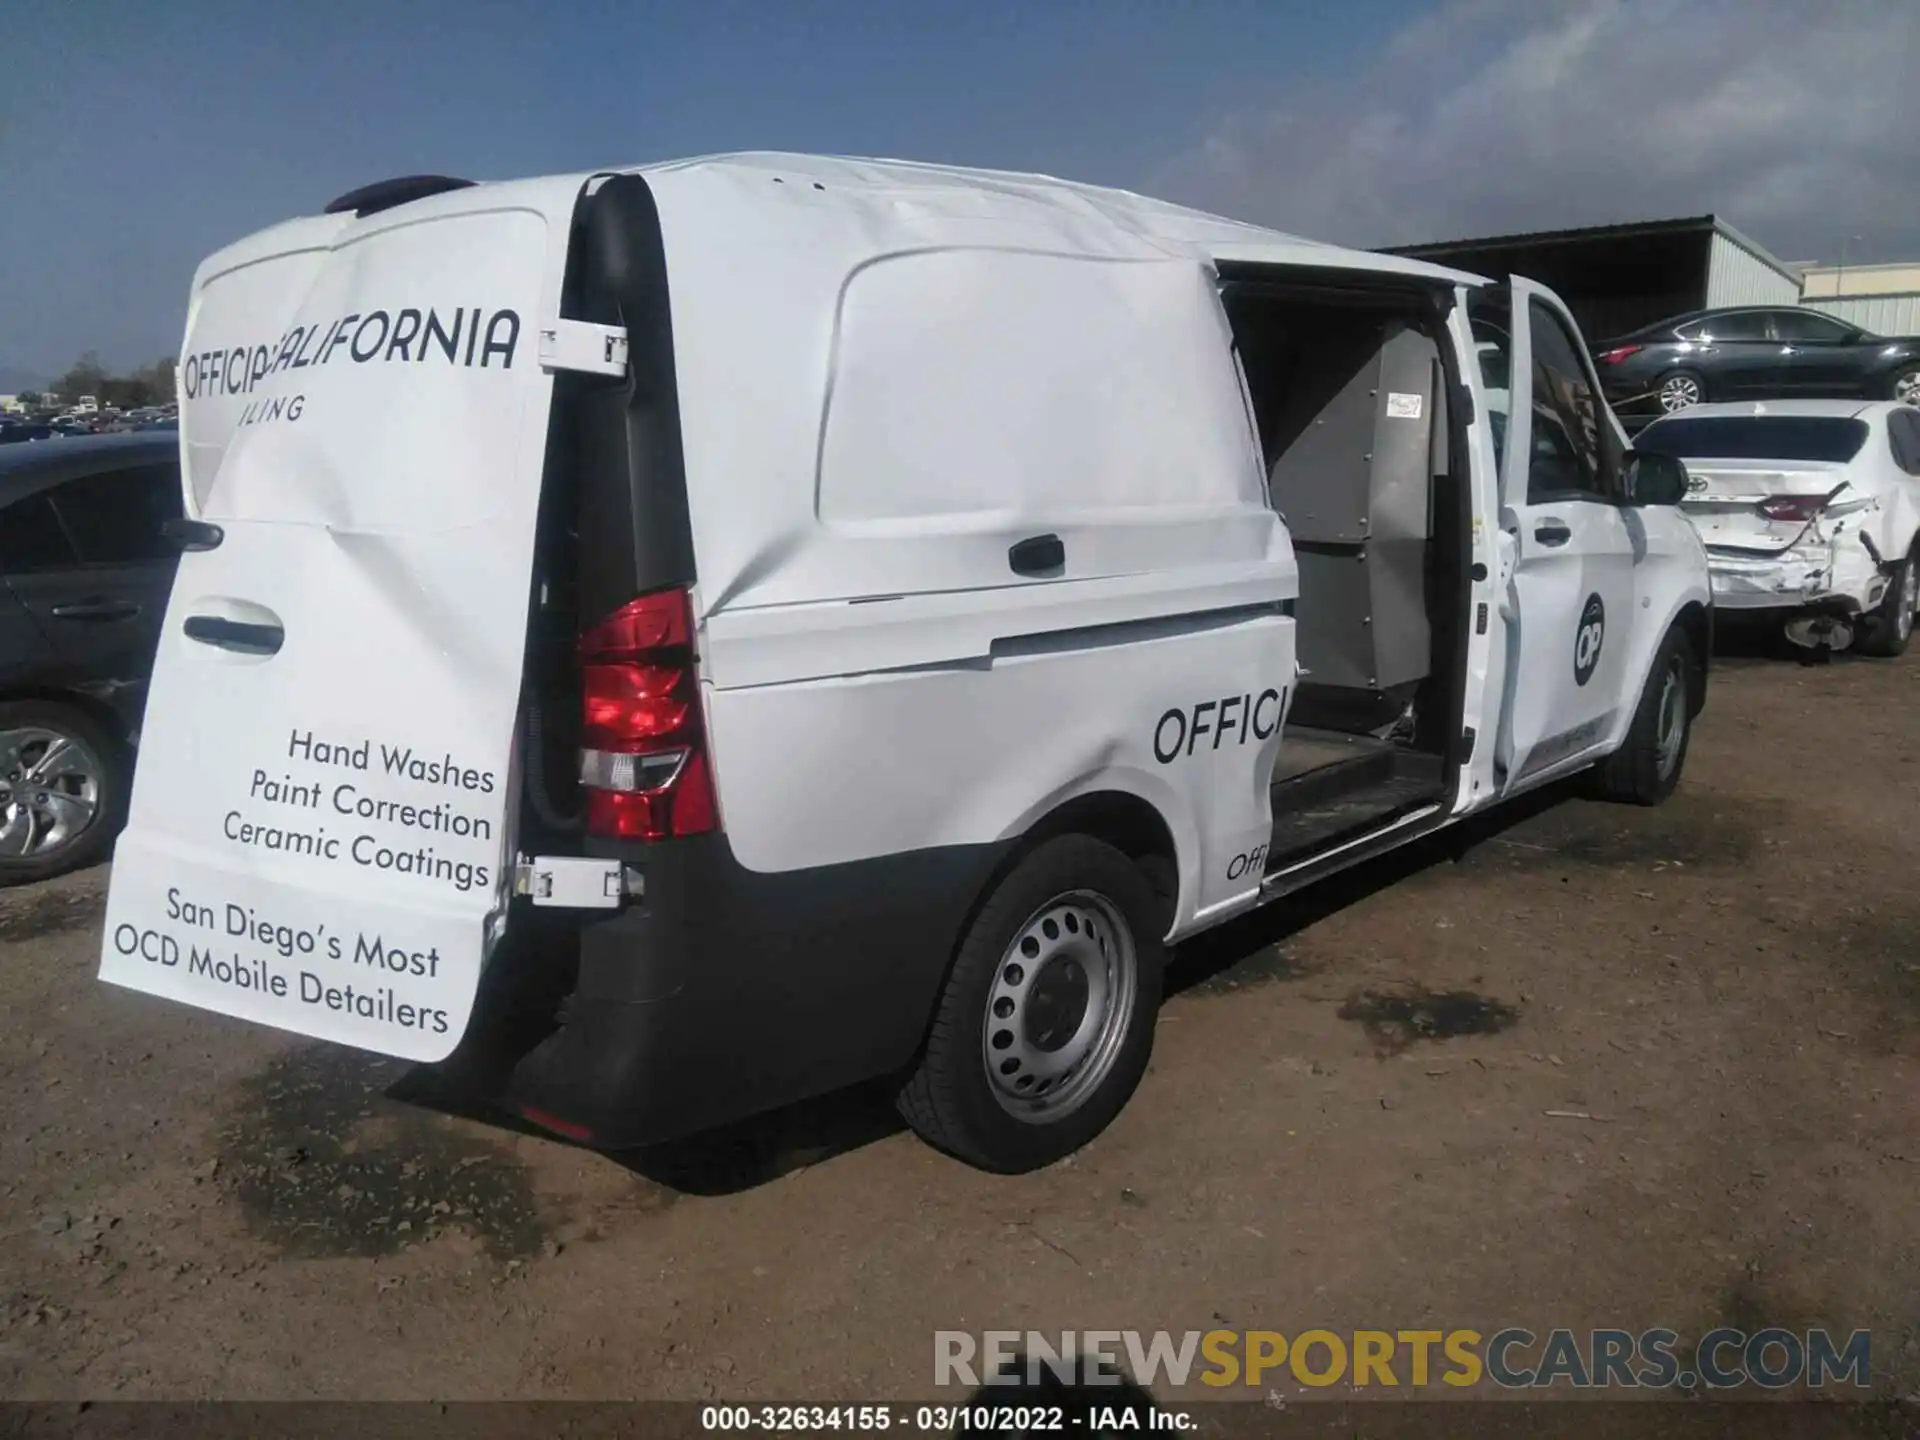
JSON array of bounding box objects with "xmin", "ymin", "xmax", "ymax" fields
[
  {"xmin": 1594, "ymin": 306, "xmax": 1920, "ymax": 418},
  {"xmin": 0, "ymin": 433, "xmax": 182, "ymax": 882}
]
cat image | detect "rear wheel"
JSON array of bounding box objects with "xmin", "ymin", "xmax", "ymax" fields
[
  {"xmin": 1890, "ymin": 366, "xmax": 1920, "ymax": 406},
  {"xmin": 1657, "ymin": 369, "xmax": 1705, "ymax": 413},
  {"xmin": 897, "ymin": 835, "xmax": 1164, "ymax": 1173},
  {"xmin": 1856, "ymin": 549, "xmax": 1916, "ymax": 657},
  {"xmin": 0, "ymin": 701, "xmax": 123, "ymax": 885},
  {"xmin": 1591, "ymin": 628, "xmax": 1695, "ymax": 806}
]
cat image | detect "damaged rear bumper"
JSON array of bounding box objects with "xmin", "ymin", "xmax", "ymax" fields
[{"xmin": 1705, "ymin": 542, "xmax": 1888, "ymax": 619}]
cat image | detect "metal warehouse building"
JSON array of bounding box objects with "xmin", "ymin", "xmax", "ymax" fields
[
  {"xmin": 1382, "ymin": 215, "xmax": 1803, "ymax": 347},
  {"xmin": 1799, "ymin": 261, "xmax": 1920, "ymax": 338}
]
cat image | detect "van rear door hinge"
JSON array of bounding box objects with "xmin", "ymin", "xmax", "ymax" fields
[
  {"xmin": 513, "ymin": 855, "xmax": 642, "ymax": 909},
  {"xmin": 538, "ymin": 319, "xmax": 629, "ymax": 378}
]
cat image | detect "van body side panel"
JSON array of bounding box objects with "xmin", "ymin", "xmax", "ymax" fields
[
  {"xmin": 642, "ymin": 177, "xmax": 1298, "ymax": 936},
  {"xmin": 704, "ymin": 612, "xmax": 1294, "ymax": 922},
  {"xmin": 646, "ymin": 170, "xmax": 1288, "ymax": 619},
  {"xmin": 99, "ymin": 181, "xmax": 587, "ymax": 1062}
]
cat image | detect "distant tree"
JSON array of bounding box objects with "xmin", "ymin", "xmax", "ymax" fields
[
  {"xmin": 55, "ymin": 354, "xmax": 178, "ymax": 409},
  {"xmin": 44, "ymin": 353, "xmax": 179, "ymax": 409},
  {"xmin": 100, "ymin": 377, "xmax": 144, "ymax": 408},
  {"xmin": 139, "ymin": 356, "xmax": 177, "ymax": 401},
  {"xmin": 17, "ymin": 391, "xmax": 42, "ymax": 406},
  {"xmin": 54, "ymin": 351, "xmax": 109, "ymax": 401}
]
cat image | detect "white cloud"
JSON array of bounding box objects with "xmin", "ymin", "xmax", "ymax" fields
[{"xmin": 1149, "ymin": 0, "xmax": 1920, "ymax": 264}]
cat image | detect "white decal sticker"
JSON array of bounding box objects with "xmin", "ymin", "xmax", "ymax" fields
[{"xmin": 1385, "ymin": 392, "xmax": 1424, "ymax": 420}]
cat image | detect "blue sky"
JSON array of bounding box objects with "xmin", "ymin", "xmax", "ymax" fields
[{"xmin": 3, "ymin": 0, "xmax": 1915, "ymax": 381}]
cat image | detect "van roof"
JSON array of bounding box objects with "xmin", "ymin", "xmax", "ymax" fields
[
  {"xmin": 210, "ymin": 152, "xmax": 1485, "ymax": 292},
  {"xmin": 625, "ymin": 151, "xmax": 1486, "ymax": 287}
]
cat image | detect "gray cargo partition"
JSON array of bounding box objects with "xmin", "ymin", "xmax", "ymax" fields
[{"xmin": 1267, "ymin": 321, "xmax": 1437, "ymax": 695}]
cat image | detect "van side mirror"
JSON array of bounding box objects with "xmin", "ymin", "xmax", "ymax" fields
[{"xmin": 1624, "ymin": 450, "xmax": 1689, "ymax": 507}]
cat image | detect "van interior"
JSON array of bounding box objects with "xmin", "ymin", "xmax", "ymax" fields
[{"xmin": 1219, "ymin": 272, "xmax": 1470, "ymax": 873}]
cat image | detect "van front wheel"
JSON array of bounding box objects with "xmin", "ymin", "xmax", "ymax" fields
[
  {"xmin": 1590, "ymin": 628, "xmax": 1695, "ymax": 806},
  {"xmin": 898, "ymin": 835, "xmax": 1164, "ymax": 1173}
]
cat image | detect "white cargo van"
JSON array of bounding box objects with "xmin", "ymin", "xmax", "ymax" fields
[{"xmin": 100, "ymin": 156, "xmax": 1711, "ymax": 1172}]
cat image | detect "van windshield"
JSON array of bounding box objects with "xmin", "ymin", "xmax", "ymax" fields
[{"xmin": 1635, "ymin": 416, "xmax": 1869, "ymax": 463}]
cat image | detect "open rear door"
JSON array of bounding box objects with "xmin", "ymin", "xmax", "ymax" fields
[{"xmin": 99, "ymin": 179, "xmax": 588, "ymax": 1061}]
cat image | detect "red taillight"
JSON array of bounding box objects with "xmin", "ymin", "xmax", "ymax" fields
[
  {"xmin": 1597, "ymin": 345, "xmax": 1643, "ymax": 365},
  {"xmin": 577, "ymin": 588, "xmax": 719, "ymax": 841},
  {"xmin": 581, "ymin": 662, "xmax": 691, "ymax": 742},
  {"xmin": 1757, "ymin": 495, "xmax": 1829, "ymax": 523}
]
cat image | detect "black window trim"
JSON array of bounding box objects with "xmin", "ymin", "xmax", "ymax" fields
[
  {"xmin": 0, "ymin": 458, "xmax": 183, "ymax": 573},
  {"xmin": 1766, "ymin": 309, "xmax": 1857, "ymax": 345},
  {"xmin": 0, "ymin": 490, "xmax": 82, "ymax": 575},
  {"xmin": 1636, "ymin": 413, "xmax": 1871, "ymax": 466},
  {"xmin": 1675, "ymin": 310, "xmax": 1771, "ymax": 344},
  {"xmin": 1526, "ymin": 296, "xmax": 1622, "ymax": 507},
  {"xmin": 47, "ymin": 461, "xmax": 184, "ymax": 568}
]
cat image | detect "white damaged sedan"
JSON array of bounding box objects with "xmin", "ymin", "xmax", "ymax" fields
[{"xmin": 1635, "ymin": 400, "xmax": 1920, "ymax": 656}]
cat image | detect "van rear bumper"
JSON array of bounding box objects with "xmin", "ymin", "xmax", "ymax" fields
[{"xmin": 496, "ymin": 832, "xmax": 1009, "ymax": 1148}]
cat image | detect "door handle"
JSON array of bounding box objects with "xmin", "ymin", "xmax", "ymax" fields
[
  {"xmin": 1533, "ymin": 520, "xmax": 1572, "ymax": 547},
  {"xmin": 161, "ymin": 518, "xmax": 225, "ymax": 552},
  {"xmin": 50, "ymin": 599, "xmax": 140, "ymax": 621},
  {"xmin": 1008, "ymin": 533, "xmax": 1065, "ymax": 577},
  {"xmin": 183, "ymin": 614, "xmax": 284, "ymax": 655}
]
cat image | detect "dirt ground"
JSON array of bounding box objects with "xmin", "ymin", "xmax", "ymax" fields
[{"xmin": 1, "ymin": 643, "xmax": 1916, "ymax": 1405}]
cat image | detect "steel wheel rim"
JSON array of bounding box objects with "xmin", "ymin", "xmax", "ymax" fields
[
  {"xmin": 983, "ymin": 889, "xmax": 1138, "ymax": 1123},
  {"xmin": 1654, "ymin": 658, "xmax": 1687, "ymax": 780},
  {"xmin": 0, "ymin": 726, "xmax": 104, "ymax": 860},
  {"xmin": 1895, "ymin": 371, "xmax": 1920, "ymax": 406},
  {"xmin": 1900, "ymin": 564, "xmax": 1917, "ymax": 640},
  {"xmin": 1660, "ymin": 375, "xmax": 1700, "ymax": 412}
]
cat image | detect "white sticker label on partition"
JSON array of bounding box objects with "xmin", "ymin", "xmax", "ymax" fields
[{"xmin": 1385, "ymin": 392, "xmax": 1424, "ymax": 420}]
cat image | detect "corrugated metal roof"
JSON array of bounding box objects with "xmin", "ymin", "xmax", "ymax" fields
[
  {"xmin": 1387, "ymin": 214, "xmax": 1719, "ymax": 255},
  {"xmin": 1709, "ymin": 220, "xmax": 1801, "ymax": 284},
  {"xmin": 1704, "ymin": 232, "xmax": 1802, "ymax": 309},
  {"xmin": 1385, "ymin": 214, "xmax": 1800, "ymax": 285}
]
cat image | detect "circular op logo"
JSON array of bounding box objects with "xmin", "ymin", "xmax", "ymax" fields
[{"xmin": 1574, "ymin": 593, "xmax": 1606, "ymax": 687}]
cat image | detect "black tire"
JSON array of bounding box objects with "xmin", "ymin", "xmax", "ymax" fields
[
  {"xmin": 0, "ymin": 700, "xmax": 125, "ymax": 886},
  {"xmin": 897, "ymin": 834, "xmax": 1165, "ymax": 1173},
  {"xmin": 1591, "ymin": 628, "xmax": 1696, "ymax": 806},
  {"xmin": 1855, "ymin": 549, "xmax": 1916, "ymax": 657},
  {"xmin": 1655, "ymin": 368, "xmax": 1706, "ymax": 413}
]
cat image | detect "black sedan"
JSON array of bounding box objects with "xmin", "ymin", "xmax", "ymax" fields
[
  {"xmin": 1593, "ymin": 306, "xmax": 1920, "ymax": 418},
  {"xmin": 0, "ymin": 433, "xmax": 183, "ymax": 882}
]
